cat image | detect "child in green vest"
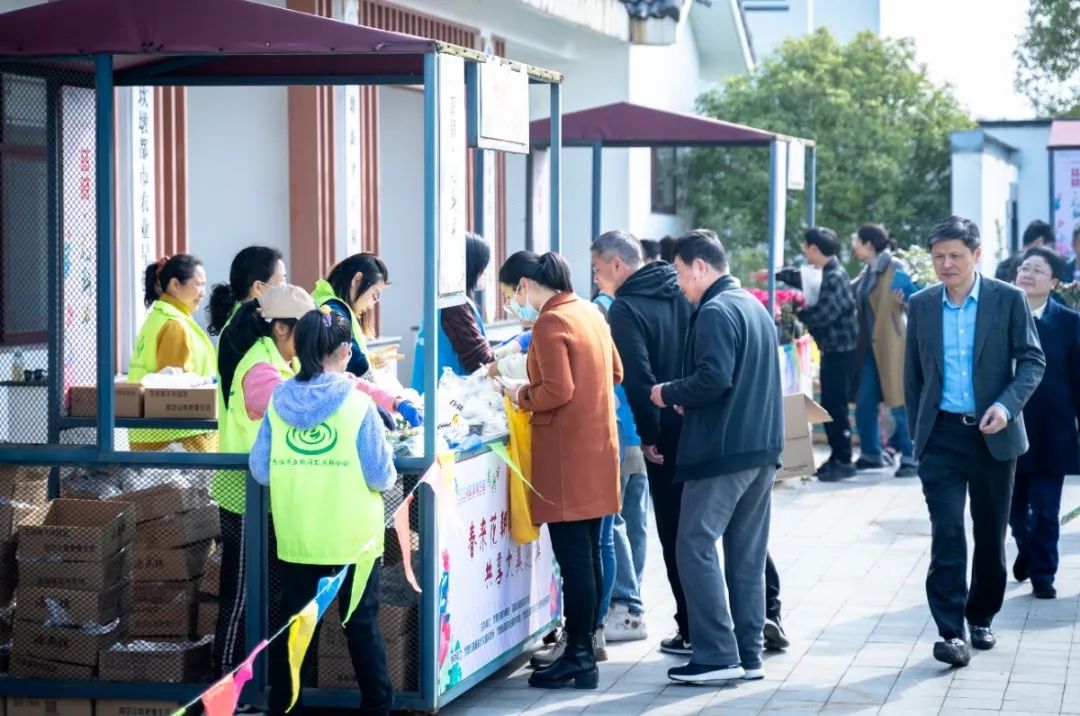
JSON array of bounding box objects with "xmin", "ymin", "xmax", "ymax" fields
[{"xmin": 249, "ymin": 306, "xmax": 397, "ymax": 716}]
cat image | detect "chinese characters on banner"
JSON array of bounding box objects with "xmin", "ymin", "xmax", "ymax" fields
[
  {"xmin": 437, "ymin": 54, "xmax": 468, "ymax": 306},
  {"xmin": 340, "ymin": 0, "xmax": 362, "ymax": 257},
  {"xmin": 1052, "ymin": 149, "xmax": 1080, "ymax": 258},
  {"xmin": 132, "ymin": 87, "xmax": 156, "ymax": 325},
  {"xmin": 436, "ymin": 451, "xmax": 559, "ymax": 696}
]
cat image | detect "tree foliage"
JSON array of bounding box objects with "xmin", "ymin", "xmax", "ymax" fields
[
  {"xmin": 1015, "ymin": 0, "xmax": 1080, "ymax": 117},
  {"xmin": 682, "ymin": 29, "xmax": 973, "ymax": 278}
]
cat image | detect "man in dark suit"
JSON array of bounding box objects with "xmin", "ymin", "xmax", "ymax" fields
[
  {"xmin": 1010, "ymin": 247, "xmax": 1080, "ymax": 599},
  {"xmin": 905, "ymin": 216, "xmax": 1045, "ymax": 667}
]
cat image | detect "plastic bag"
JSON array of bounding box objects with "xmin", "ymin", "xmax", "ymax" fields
[{"xmin": 504, "ymin": 396, "xmax": 539, "ymax": 544}]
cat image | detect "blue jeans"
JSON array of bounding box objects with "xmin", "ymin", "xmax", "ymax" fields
[
  {"xmin": 855, "ymin": 353, "xmax": 913, "ymax": 460},
  {"xmin": 611, "ymin": 470, "xmax": 648, "ymax": 615},
  {"xmin": 596, "ymin": 514, "xmax": 616, "ymax": 626}
]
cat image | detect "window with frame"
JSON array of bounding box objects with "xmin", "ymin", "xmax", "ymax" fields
[
  {"xmin": 0, "ymin": 74, "xmax": 48, "ymax": 346},
  {"xmin": 651, "ymin": 146, "xmax": 678, "ymax": 215}
]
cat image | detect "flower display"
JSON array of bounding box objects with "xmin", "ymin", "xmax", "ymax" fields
[{"xmin": 746, "ymin": 288, "xmax": 806, "ymax": 345}]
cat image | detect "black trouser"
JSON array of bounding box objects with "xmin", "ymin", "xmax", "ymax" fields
[
  {"xmin": 268, "ymin": 561, "xmax": 392, "ymax": 716},
  {"xmin": 646, "ymin": 456, "xmax": 689, "ymax": 640},
  {"xmin": 547, "ymin": 519, "xmax": 602, "ymax": 640},
  {"xmin": 765, "ymin": 552, "xmax": 781, "ymax": 622},
  {"xmin": 1009, "ymin": 469, "xmax": 1065, "ymax": 584},
  {"xmin": 919, "ymin": 417, "xmax": 1015, "ymax": 640},
  {"xmin": 819, "ymin": 349, "xmax": 855, "ymax": 465}
]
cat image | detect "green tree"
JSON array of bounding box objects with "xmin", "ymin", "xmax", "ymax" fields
[
  {"xmin": 1015, "ymin": 0, "xmax": 1080, "ymax": 117},
  {"xmin": 683, "ymin": 29, "xmax": 973, "ymax": 279}
]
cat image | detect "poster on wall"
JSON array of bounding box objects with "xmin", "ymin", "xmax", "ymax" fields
[
  {"xmin": 438, "ymin": 54, "xmax": 468, "ymax": 307},
  {"xmin": 61, "ymin": 86, "xmax": 97, "ymax": 390},
  {"xmin": 1052, "ymin": 149, "xmax": 1080, "ymax": 258},
  {"xmin": 530, "ymin": 148, "xmax": 550, "ymax": 254},
  {"xmin": 436, "ymin": 451, "xmax": 559, "ymax": 696}
]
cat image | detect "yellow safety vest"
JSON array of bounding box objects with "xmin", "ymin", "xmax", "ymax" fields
[{"xmin": 311, "ymin": 279, "xmax": 369, "ymax": 357}]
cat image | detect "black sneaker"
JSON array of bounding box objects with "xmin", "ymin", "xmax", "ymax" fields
[
  {"xmin": 969, "ymin": 625, "xmax": 996, "ymax": 650},
  {"xmin": 933, "ymin": 638, "xmax": 971, "ymax": 666},
  {"xmin": 667, "ymin": 662, "xmax": 744, "ymax": 683},
  {"xmin": 660, "ymin": 631, "xmax": 692, "ymax": 656},
  {"xmin": 1013, "ymin": 554, "xmax": 1030, "ymax": 582},
  {"xmin": 1033, "ymin": 580, "xmax": 1057, "ymax": 599},
  {"xmin": 763, "ymin": 617, "xmax": 790, "ymax": 651},
  {"xmin": 894, "ymin": 461, "xmax": 919, "ymax": 478},
  {"xmin": 855, "ymin": 454, "xmax": 893, "ymax": 471},
  {"xmin": 818, "ymin": 461, "xmax": 856, "ymax": 482}
]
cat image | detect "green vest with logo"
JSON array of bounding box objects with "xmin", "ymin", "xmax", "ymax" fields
[
  {"xmin": 311, "ymin": 279, "xmax": 369, "ymax": 356},
  {"xmin": 267, "ymin": 390, "xmax": 384, "ymax": 565},
  {"xmin": 213, "ymin": 337, "xmax": 295, "ymax": 514},
  {"xmin": 128, "ymin": 299, "xmax": 217, "ymax": 444}
]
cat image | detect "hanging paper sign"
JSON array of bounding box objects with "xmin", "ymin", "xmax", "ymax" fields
[
  {"xmin": 474, "ymin": 61, "xmax": 530, "ymax": 154},
  {"xmin": 437, "ymin": 54, "xmax": 468, "ymax": 307},
  {"xmin": 787, "ymin": 139, "xmax": 805, "ymax": 191}
]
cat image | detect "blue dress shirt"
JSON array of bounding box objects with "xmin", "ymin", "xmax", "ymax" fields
[{"xmin": 939, "ymin": 274, "xmax": 1009, "ymax": 418}]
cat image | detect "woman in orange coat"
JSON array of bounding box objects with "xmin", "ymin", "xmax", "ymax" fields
[{"xmin": 501, "ymin": 251, "xmax": 622, "ymax": 691}]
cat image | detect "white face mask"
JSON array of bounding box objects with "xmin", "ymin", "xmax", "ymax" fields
[{"xmin": 508, "ymin": 282, "xmax": 540, "ymax": 322}]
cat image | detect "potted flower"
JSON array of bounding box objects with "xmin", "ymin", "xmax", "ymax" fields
[{"xmin": 746, "ymin": 288, "xmax": 806, "ymax": 345}]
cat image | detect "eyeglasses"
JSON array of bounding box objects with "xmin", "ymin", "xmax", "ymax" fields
[{"xmin": 1017, "ymin": 265, "xmax": 1052, "ymax": 277}]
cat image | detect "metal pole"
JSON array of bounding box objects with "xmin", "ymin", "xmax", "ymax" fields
[
  {"xmin": 242, "ymin": 476, "xmax": 268, "ymax": 705},
  {"xmin": 94, "ymin": 55, "xmax": 115, "ymax": 453},
  {"xmin": 767, "ymin": 140, "xmax": 778, "ymax": 318},
  {"xmin": 549, "ymin": 83, "xmax": 562, "ymax": 254},
  {"xmin": 524, "ymin": 151, "xmax": 534, "ymax": 251},
  {"xmin": 46, "ymin": 79, "xmax": 61, "ymax": 499},
  {"xmin": 806, "ymin": 144, "xmax": 817, "ymax": 229},
  {"xmin": 591, "ymin": 142, "xmax": 602, "ymax": 241},
  {"xmin": 420, "ymin": 51, "xmax": 440, "ymax": 713},
  {"xmin": 474, "ymin": 150, "xmax": 485, "ymax": 237}
]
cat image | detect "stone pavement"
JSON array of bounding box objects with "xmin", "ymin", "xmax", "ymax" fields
[{"xmin": 440, "ymin": 468, "xmax": 1080, "ymax": 715}]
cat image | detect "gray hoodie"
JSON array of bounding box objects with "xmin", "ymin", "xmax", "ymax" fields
[{"xmin": 248, "ymin": 372, "xmax": 397, "ymax": 492}]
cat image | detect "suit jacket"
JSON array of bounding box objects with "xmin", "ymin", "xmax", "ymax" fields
[
  {"xmin": 519, "ymin": 291, "xmax": 623, "ymax": 524},
  {"xmin": 1018, "ymin": 298, "xmax": 1080, "ymax": 476},
  {"xmin": 904, "ymin": 276, "xmax": 1045, "ymax": 461}
]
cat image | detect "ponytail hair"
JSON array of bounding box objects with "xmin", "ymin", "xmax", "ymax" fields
[
  {"xmin": 207, "ymin": 246, "xmax": 283, "ymax": 336},
  {"xmin": 497, "ymin": 251, "xmax": 573, "ymax": 293},
  {"xmin": 294, "ymin": 308, "xmax": 353, "ymax": 382},
  {"xmin": 856, "ymin": 223, "xmax": 891, "ymax": 254},
  {"xmin": 216, "ymin": 299, "xmax": 298, "ymax": 407},
  {"xmin": 144, "ymin": 254, "xmax": 202, "ymax": 308}
]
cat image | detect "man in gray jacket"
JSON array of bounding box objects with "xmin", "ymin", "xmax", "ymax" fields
[{"xmin": 650, "ymin": 230, "xmax": 784, "ymax": 683}]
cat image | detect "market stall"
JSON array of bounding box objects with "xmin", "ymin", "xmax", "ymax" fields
[{"xmin": 0, "ymin": 0, "xmax": 563, "ymax": 712}]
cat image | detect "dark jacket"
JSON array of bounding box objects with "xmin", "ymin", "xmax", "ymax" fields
[
  {"xmin": 796, "ymin": 257, "xmax": 857, "ymax": 353},
  {"xmin": 608, "ymin": 262, "xmax": 693, "ymax": 452},
  {"xmin": 661, "ymin": 276, "xmax": 784, "ymax": 481},
  {"xmin": 1018, "ymin": 298, "xmax": 1080, "ymax": 476},
  {"xmin": 904, "ymin": 277, "xmax": 1045, "ymax": 461}
]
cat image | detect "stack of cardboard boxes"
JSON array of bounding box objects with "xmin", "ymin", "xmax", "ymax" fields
[
  {"xmin": 195, "ymin": 543, "xmax": 220, "ymax": 641},
  {"xmin": 11, "ymin": 499, "xmax": 134, "ymax": 680},
  {"xmin": 0, "ymin": 466, "xmax": 49, "ymax": 675}
]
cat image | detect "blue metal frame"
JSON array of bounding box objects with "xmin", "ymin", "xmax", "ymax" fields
[
  {"xmin": 766, "ymin": 140, "xmax": 780, "ymax": 316},
  {"xmin": 591, "ymin": 141, "xmax": 602, "ymax": 241},
  {"xmin": 549, "ymin": 83, "xmax": 562, "ymax": 254},
  {"xmin": 524, "ymin": 151, "xmax": 534, "ymax": 251},
  {"xmin": 45, "ymin": 78, "xmax": 62, "ymax": 500},
  {"xmin": 124, "ymin": 74, "xmax": 425, "ymax": 87},
  {"xmin": 95, "ymin": 54, "xmax": 116, "ymax": 453}
]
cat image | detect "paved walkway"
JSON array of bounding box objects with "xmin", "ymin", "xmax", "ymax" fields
[{"xmin": 440, "ymin": 467, "xmax": 1080, "ymax": 715}]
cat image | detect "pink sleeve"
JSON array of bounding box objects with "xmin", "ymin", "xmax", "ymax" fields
[
  {"xmin": 242, "ymin": 362, "xmax": 285, "ymax": 421},
  {"xmin": 352, "ymin": 377, "xmax": 398, "ymax": 412}
]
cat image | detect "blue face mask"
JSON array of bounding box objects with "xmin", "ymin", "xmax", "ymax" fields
[{"xmin": 509, "ymin": 283, "xmax": 540, "ymax": 322}]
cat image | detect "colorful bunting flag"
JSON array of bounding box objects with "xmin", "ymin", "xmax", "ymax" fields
[
  {"xmin": 286, "ymin": 600, "xmax": 320, "ymax": 712},
  {"xmin": 314, "ymin": 568, "xmax": 348, "ymax": 620},
  {"xmin": 395, "ymin": 492, "xmax": 421, "ymax": 593},
  {"xmin": 200, "ymin": 674, "xmax": 236, "ymax": 716},
  {"xmin": 232, "ymin": 639, "xmax": 268, "ymax": 705}
]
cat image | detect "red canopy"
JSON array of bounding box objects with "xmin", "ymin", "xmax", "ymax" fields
[
  {"xmin": 530, "ymin": 101, "xmax": 788, "ymax": 147},
  {"xmin": 1049, "ymin": 120, "xmax": 1080, "ymax": 149},
  {"xmin": 0, "ymin": 0, "xmax": 439, "ymax": 80}
]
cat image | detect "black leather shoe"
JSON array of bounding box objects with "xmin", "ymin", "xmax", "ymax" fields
[
  {"xmin": 1013, "ymin": 554, "xmax": 1029, "ymax": 582},
  {"xmin": 1033, "ymin": 580, "xmax": 1057, "ymax": 599},
  {"xmin": 528, "ymin": 632, "xmax": 599, "ymax": 689},
  {"xmin": 933, "ymin": 638, "xmax": 971, "ymax": 666},
  {"xmin": 817, "ymin": 461, "xmax": 856, "ymax": 482},
  {"xmin": 969, "ymin": 625, "xmax": 996, "ymax": 650}
]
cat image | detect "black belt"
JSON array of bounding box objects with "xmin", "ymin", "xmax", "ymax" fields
[{"xmin": 938, "ymin": 411, "xmax": 978, "ymax": 427}]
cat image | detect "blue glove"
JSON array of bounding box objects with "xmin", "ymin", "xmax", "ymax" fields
[
  {"xmin": 517, "ymin": 331, "xmax": 532, "ymax": 352},
  {"xmin": 397, "ymin": 399, "xmax": 424, "ymax": 428}
]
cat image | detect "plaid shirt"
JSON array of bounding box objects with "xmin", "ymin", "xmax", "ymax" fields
[{"xmin": 797, "ymin": 257, "xmax": 858, "ymax": 353}]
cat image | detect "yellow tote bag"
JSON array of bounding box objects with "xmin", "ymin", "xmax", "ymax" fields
[{"xmin": 504, "ymin": 395, "xmax": 541, "ymax": 544}]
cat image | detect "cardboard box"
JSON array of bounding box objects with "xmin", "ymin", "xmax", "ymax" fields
[
  {"xmin": 6, "ymin": 699, "xmax": 92, "ymax": 716},
  {"xmin": 133, "ymin": 540, "xmax": 212, "ymax": 582},
  {"xmin": 95, "ymin": 702, "xmax": 182, "ymax": 716},
  {"xmin": 16, "ymin": 579, "xmax": 132, "ymax": 626},
  {"xmin": 13, "ymin": 615, "xmax": 127, "ymax": 666},
  {"xmin": 318, "ymin": 637, "xmax": 411, "ymax": 692},
  {"xmin": 131, "ymin": 582, "xmax": 197, "ymax": 638},
  {"xmin": 68, "ymin": 384, "xmax": 143, "ymax": 418},
  {"xmin": 8, "ymin": 654, "xmax": 96, "ymax": 680},
  {"xmin": 112, "ymin": 484, "xmax": 211, "ymax": 524},
  {"xmin": 318, "ymin": 615, "xmax": 348, "ymax": 658},
  {"xmin": 378, "ymin": 602, "xmax": 417, "ymax": 641},
  {"xmin": 0, "ymin": 474, "xmax": 47, "ymax": 505},
  {"xmin": 196, "ymin": 600, "xmax": 217, "ymax": 636},
  {"xmin": 197, "ymin": 544, "xmax": 221, "ymax": 597},
  {"xmin": 0, "ymin": 540, "xmax": 16, "ymax": 605},
  {"xmin": 0, "ymin": 503, "xmax": 42, "ymax": 542},
  {"xmin": 0, "ymin": 466, "xmax": 50, "ymax": 486},
  {"xmin": 142, "ymin": 387, "xmax": 217, "ymax": 420},
  {"xmin": 134, "ymin": 505, "xmax": 219, "ymax": 549},
  {"xmin": 98, "ymin": 636, "xmax": 213, "ymax": 683},
  {"xmin": 18, "ymin": 500, "xmax": 135, "ymax": 563},
  {"xmin": 776, "ymin": 394, "xmax": 833, "ymax": 481},
  {"xmin": 18, "ymin": 547, "xmax": 131, "ymax": 592}
]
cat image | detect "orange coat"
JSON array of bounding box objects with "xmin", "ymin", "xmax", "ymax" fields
[{"xmin": 519, "ymin": 292, "xmax": 623, "ymax": 524}]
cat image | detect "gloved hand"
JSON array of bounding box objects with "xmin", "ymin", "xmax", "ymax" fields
[
  {"xmin": 517, "ymin": 331, "xmax": 532, "ymax": 352},
  {"xmin": 377, "ymin": 405, "xmax": 396, "ymax": 431},
  {"xmin": 397, "ymin": 399, "xmax": 424, "ymax": 428}
]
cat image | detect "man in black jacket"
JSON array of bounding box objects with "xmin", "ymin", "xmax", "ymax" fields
[
  {"xmin": 650, "ymin": 230, "xmax": 784, "ymax": 683},
  {"xmin": 591, "ymin": 230, "xmax": 694, "ymax": 656}
]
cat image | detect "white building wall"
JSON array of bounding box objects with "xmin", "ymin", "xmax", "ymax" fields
[
  {"xmin": 982, "ymin": 123, "xmax": 1052, "ymax": 233},
  {"xmin": 951, "ymin": 146, "xmax": 1017, "ymax": 275},
  {"xmin": 745, "ymin": 0, "xmax": 881, "ymax": 57}
]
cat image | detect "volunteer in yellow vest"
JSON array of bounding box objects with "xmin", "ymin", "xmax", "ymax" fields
[
  {"xmin": 249, "ymin": 306, "xmax": 397, "ymax": 716},
  {"xmin": 212, "ymin": 284, "xmax": 313, "ymax": 674},
  {"xmin": 128, "ymin": 254, "xmax": 217, "ymax": 451},
  {"xmin": 207, "ymin": 245, "xmax": 286, "ymax": 337}
]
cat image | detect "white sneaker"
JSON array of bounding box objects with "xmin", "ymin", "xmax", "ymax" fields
[
  {"xmin": 593, "ymin": 630, "xmax": 608, "ymax": 662},
  {"xmin": 604, "ymin": 603, "xmax": 648, "ymax": 642},
  {"xmin": 742, "ymin": 667, "xmax": 765, "ymax": 680},
  {"xmin": 530, "ymin": 630, "xmax": 567, "ymax": 668}
]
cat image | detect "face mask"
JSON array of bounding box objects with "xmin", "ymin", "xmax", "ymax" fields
[{"xmin": 510, "ymin": 283, "xmax": 540, "ymax": 322}]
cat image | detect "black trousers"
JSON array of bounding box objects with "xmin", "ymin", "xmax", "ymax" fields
[
  {"xmin": 819, "ymin": 349, "xmax": 855, "ymax": 464},
  {"xmin": 765, "ymin": 552, "xmax": 781, "ymax": 622},
  {"xmin": 268, "ymin": 561, "xmax": 392, "ymax": 716},
  {"xmin": 919, "ymin": 418, "xmax": 1015, "ymax": 640},
  {"xmin": 547, "ymin": 518, "xmax": 602, "ymax": 640},
  {"xmin": 646, "ymin": 455, "xmax": 689, "ymax": 640},
  {"xmin": 1009, "ymin": 469, "xmax": 1065, "ymax": 584}
]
